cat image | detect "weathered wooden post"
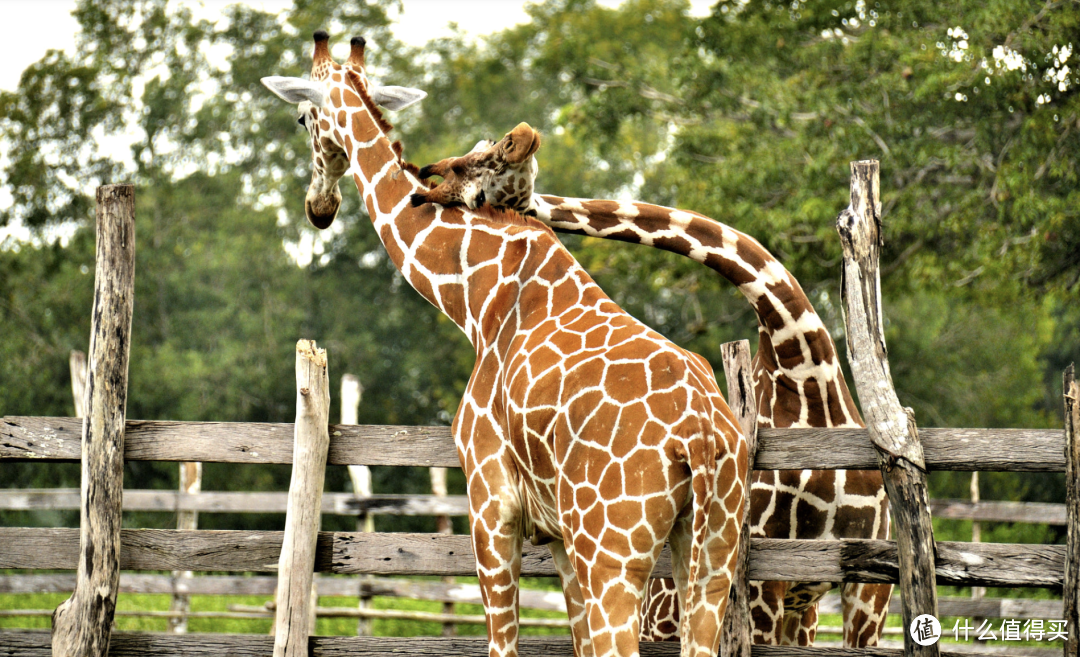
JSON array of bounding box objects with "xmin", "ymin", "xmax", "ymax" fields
[
  {"xmin": 1064, "ymin": 365, "xmax": 1078, "ymax": 655},
  {"xmin": 342, "ymin": 373, "xmax": 374, "ymax": 637},
  {"xmin": 718, "ymin": 339, "xmax": 758, "ymax": 657},
  {"xmin": 68, "ymin": 351, "xmax": 87, "ymax": 419},
  {"xmin": 430, "ymin": 465, "xmax": 457, "ymax": 636},
  {"xmin": 274, "ymin": 339, "xmax": 331, "ymax": 657},
  {"xmin": 837, "ymin": 160, "xmax": 938, "ymax": 656},
  {"xmin": 52, "ymin": 184, "xmax": 136, "ymax": 657},
  {"xmin": 169, "ymin": 460, "xmax": 201, "ymax": 633}
]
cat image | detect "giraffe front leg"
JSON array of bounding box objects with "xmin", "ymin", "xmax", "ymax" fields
[
  {"xmin": 550, "ymin": 541, "xmax": 594, "ymax": 657},
  {"xmin": 465, "ymin": 456, "xmax": 525, "ymax": 657},
  {"xmin": 561, "ymin": 505, "xmax": 659, "ymax": 657}
]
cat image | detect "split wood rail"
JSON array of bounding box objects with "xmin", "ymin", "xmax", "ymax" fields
[{"xmin": 0, "ymin": 164, "xmax": 1077, "ymax": 656}]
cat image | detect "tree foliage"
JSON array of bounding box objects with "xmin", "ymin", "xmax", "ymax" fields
[{"xmin": 1, "ymin": 0, "xmax": 1076, "ymax": 534}]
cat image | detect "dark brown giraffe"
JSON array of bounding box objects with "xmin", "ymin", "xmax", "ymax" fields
[{"xmin": 262, "ymin": 32, "xmax": 748, "ymax": 657}]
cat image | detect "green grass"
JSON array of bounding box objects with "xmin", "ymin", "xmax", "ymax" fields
[
  {"xmin": 0, "ymin": 575, "xmax": 570, "ymax": 637},
  {"xmin": 0, "ymin": 578, "xmax": 1064, "ymax": 651}
]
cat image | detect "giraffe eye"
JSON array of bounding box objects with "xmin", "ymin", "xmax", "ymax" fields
[{"xmin": 297, "ymin": 115, "xmax": 307, "ymax": 128}]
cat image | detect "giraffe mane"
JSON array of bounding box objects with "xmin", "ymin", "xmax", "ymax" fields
[
  {"xmin": 342, "ymin": 68, "xmax": 435, "ymax": 189},
  {"xmin": 469, "ymin": 203, "xmax": 536, "ymax": 228}
]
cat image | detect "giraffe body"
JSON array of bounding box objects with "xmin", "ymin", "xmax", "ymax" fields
[
  {"xmin": 262, "ymin": 33, "xmax": 747, "ymax": 657},
  {"xmin": 533, "ymin": 196, "xmax": 892, "ymax": 647},
  {"xmin": 405, "ymin": 134, "xmax": 891, "ymax": 646}
]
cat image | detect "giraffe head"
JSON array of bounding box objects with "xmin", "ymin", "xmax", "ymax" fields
[
  {"xmin": 261, "ymin": 31, "xmax": 426, "ymax": 229},
  {"xmin": 409, "ymin": 122, "xmax": 541, "ymax": 216}
]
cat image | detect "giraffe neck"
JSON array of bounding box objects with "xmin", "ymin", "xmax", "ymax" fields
[
  {"xmin": 330, "ymin": 76, "xmax": 595, "ymax": 354},
  {"xmin": 533, "ymin": 194, "xmax": 863, "ymax": 429}
]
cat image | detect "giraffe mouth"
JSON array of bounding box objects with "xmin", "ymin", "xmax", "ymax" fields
[{"xmin": 305, "ymin": 195, "xmax": 340, "ymax": 229}]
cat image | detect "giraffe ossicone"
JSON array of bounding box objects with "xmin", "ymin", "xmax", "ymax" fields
[{"xmin": 262, "ymin": 32, "xmax": 748, "ymax": 657}]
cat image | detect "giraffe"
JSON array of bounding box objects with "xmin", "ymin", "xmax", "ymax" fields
[
  {"xmin": 410, "ymin": 122, "xmax": 541, "ymax": 216},
  {"xmin": 261, "ymin": 32, "xmax": 747, "ymax": 657},
  {"xmin": 411, "ymin": 137, "xmax": 892, "ymax": 646}
]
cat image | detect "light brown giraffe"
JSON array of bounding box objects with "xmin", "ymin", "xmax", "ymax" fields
[
  {"xmin": 413, "ymin": 138, "xmax": 892, "ymax": 646},
  {"xmin": 536, "ymin": 197, "xmax": 893, "ymax": 648},
  {"xmin": 261, "ymin": 32, "xmax": 747, "ymax": 657}
]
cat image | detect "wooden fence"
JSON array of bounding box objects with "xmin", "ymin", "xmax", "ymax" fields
[{"xmin": 1, "ymin": 164, "xmax": 1077, "ymax": 656}]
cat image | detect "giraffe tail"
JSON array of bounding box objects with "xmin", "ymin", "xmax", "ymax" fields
[{"xmin": 680, "ymin": 431, "xmax": 741, "ymax": 657}]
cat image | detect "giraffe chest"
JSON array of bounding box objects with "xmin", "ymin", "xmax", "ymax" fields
[{"xmin": 492, "ymin": 313, "xmax": 719, "ymax": 536}]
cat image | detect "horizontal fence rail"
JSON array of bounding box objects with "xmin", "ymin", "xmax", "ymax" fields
[
  {"xmin": 0, "ymin": 527, "xmax": 1064, "ymax": 588},
  {"xmin": 0, "ymin": 489, "xmax": 470, "ymax": 517},
  {"xmin": 0, "ymin": 572, "xmax": 1060, "ymax": 620},
  {"xmin": 1, "ymin": 489, "xmax": 1064, "ymax": 525},
  {"xmin": 0, "ymin": 632, "xmax": 1049, "ymax": 656},
  {"xmin": 1, "ymin": 416, "xmax": 1067, "ymax": 472}
]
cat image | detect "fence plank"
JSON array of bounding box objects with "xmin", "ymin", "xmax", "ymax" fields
[
  {"xmin": 927, "ymin": 499, "xmax": 1067, "ymax": 525},
  {"xmin": 2, "ymin": 417, "xmax": 1065, "ymax": 471},
  {"xmin": 0, "ymin": 488, "xmax": 1064, "ymax": 525},
  {"xmin": 51, "ymin": 183, "xmax": 137, "ymax": 657},
  {"xmin": 3, "ymin": 572, "xmax": 1064, "ymax": 620},
  {"xmin": 0, "ymin": 573, "xmax": 569, "ymax": 612},
  {"xmin": 837, "ymin": 160, "xmax": 937, "ymax": 655},
  {"xmin": 0, "ymin": 632, "xmax": 1025, "ymax": 656},
  {"xmin": 0, "ymin": 527, "xmax": 1063, "ymax": 587}
]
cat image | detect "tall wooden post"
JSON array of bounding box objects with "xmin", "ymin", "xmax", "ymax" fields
[
  {"xmin": 274, "ymin": 340, "xmax": 331, "ymax": 657},
  {"xmin": 837, "ymin": 161, "xmax": 938, "ymax": 656},
  {"xmin": 169, "ymin": 460, "xmax": 201, "ymax": 633},
  {"xmin": 718, "ymin": 339, "xmax": 758, "ymax": 657},
  {"xmin": 1064, "ymin": 365, "xmax": 1079, "ymax": 656},
  {"xmin": 342, "ymin": 374, "xmax": 374, "ymax": 637},
  {"xmin": 69, "ymin": 351, "xmax": 87, "ymax": 419},
  {"xmin": 52, "ymin": 184, "xmax": 136, "ymax": 657},
  {"xmin": 431, "ymin": 465, "xmax": 456, "ymax": 636}
]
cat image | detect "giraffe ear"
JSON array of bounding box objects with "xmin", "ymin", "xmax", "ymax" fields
[
  {"xmin": 260, "ymin": 76, "xmax": 327, "ymax": 107},
  {"xmin": 370, "ymin": 85, "xmax": 426, "ymax": 111}
]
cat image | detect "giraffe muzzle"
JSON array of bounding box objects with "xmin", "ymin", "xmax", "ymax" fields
[{"xmin": 305, "ymin": 191, "xmax": 341, "ymax": 229}]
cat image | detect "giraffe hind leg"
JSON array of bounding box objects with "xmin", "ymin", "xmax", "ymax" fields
[
  {"xmin": 779, "ymin": 581, "xmax": 833, "ymax": 645},
  {"xmin": 549, "ymin": 541, "xmax": 595, "ymax": 657},
  {"xmin": 750, "ymin": 580, "xmax": 786, "ymax": 644},
  {"xmin": 842, "ymin": 582, "xmax": 892, "ymax": 647}
]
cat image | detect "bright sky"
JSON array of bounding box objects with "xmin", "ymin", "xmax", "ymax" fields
[
  {"xmin": 0, "ymin": 0, "xmax": 713, "ymax": 253},
  {"xmin": 0, "ymin": 0, "xmax": 714, "ymax": 91}
]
